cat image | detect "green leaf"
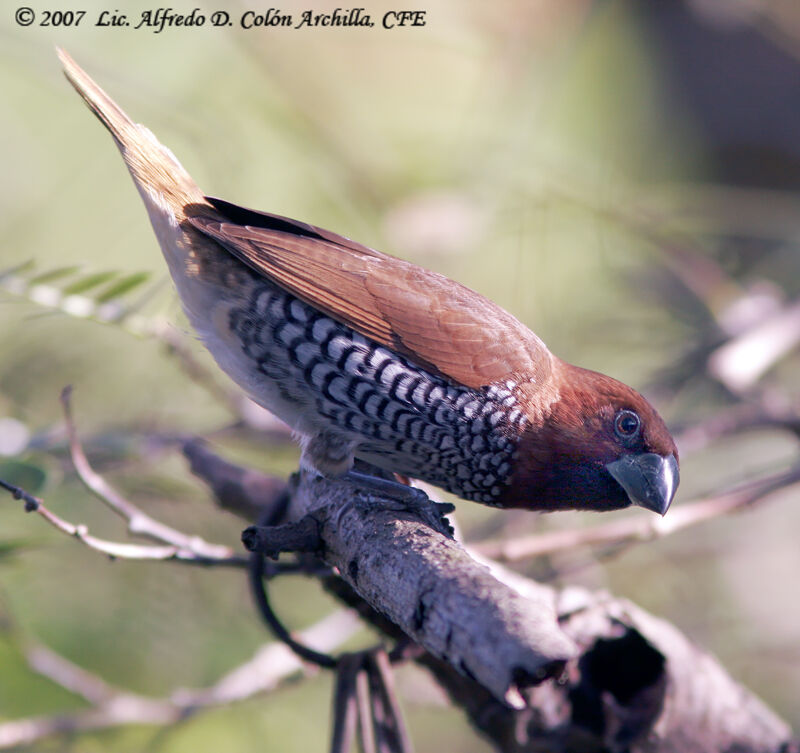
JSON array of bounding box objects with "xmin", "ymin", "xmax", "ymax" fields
[
  {"xmin": 1, "ymin": 262, "xmax": 165, "ymax": 337},
  {"xmin": 95, "ymin": 272, "xmax": 152, "ymax": 303},
  {"xmin": 62, "ymin": 271, "xmax": 118, "ymax": 295}
]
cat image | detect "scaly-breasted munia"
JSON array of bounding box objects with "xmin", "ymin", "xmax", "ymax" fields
[{"xmin": 58, "ymin": 50, "xmax": 679, "ymax": 514}]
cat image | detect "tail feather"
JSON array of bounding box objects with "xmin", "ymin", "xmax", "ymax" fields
[
  {"xmin": 57, "ymin": 48, "xmax": 206, "ymax": 219},
  {"xmin": 58, "ymin": 51, "xmax": 293, "ymax": 434},
  {"xmin": 58, "ymin": 48, "xmax": 137, "ymax": 148}
]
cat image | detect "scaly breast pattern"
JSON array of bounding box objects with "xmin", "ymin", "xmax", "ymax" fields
[{"xmin": 228, "ymin": 277, "xmax": 527, "ymax": 504}]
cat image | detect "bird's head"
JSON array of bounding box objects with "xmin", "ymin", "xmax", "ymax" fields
[{"xmin": 509, "ymin": 359, "xmax": 679, "ymax": 514}]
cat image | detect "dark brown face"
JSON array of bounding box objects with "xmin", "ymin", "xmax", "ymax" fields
[{"xmin": 508, "ymin": 364, "xmax": 679, "ymax": 513}]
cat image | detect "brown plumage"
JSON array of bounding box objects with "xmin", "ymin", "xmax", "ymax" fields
[
  {"xmin": 189, "ymin": 198, "xmax": 552, "ymax": 390},
  {"xmin": 58, "ymin": 49, "xmax": 679, "ymax": 514}
]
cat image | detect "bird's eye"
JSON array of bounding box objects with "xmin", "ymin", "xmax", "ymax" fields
[{"xmin": 614, "ymin": 409, "xmax": 641, "ymax": 440}]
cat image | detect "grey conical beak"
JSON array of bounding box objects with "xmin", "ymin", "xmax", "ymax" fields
[{"xmin": 606, "ymin": 453, "xmax": 679, "ymax": 515}]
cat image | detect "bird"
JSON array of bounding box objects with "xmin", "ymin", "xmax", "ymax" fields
[{"xmin": 58, "ymin": 49, "xmax": 679, "ymax": 515}]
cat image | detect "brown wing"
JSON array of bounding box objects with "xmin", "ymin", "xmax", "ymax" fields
[{"xmin": 187, "ymin": 197, "xmax": 552, "ymax": 389}]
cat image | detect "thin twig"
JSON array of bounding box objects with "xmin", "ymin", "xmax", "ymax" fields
[
  {"xmin": 248, "ymin": 493, "xmax": 339, "ymax": 669},
  {"xmin": 60, "ymin": 386, "xmax": 235, "ymax": 561},
  {"xmin": 369, "ymin": 650, "xmax": 414, "ymax": 753},
  {"xmin": 330, "ymin": 654, "xmax": 361, "ymax": 753},
  {"xmin": 674, "ymin": 394, "xmax": 800, "ymax": 454},
  {"xmin": 249, "ymin": 543, "xmax": 338, "ymax": 669},
  {"xmin": 367, "ymin": 656, "xmax": 401, "ymax": 753},
  {"xmin": 0, "ymin": 610, "xmax": 362, "ymax": 750},
  {"xmin": 367, "ymin": 660, "xmax": 390, "ymax": 753},
  {"xmin": 356, "ymin": 667, "xmax": 377, "ymax": 753},
  {"xmin": 474, "ymin": 465, "xmax": 800, "ymax": 563},
  {"xmin": 0, "ymin": 477, "xmax": 245, "ymax": 566},
  {"xmin": 25, "ymin": 644, "xmax": 117, "ymax": 705},
  {"xmin": 243, "ymin": 516, "xmax": 322, "ymax": 558}
]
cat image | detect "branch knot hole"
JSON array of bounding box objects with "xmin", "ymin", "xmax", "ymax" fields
[{"xmin": 571, "ymin": 628, "xmax": 666, "ymax": 744}]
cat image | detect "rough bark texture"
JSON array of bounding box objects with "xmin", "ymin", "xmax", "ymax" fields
[
  {"xmin": 290, "ymin": 472, "xmax": 577, "ymax": 706},
  {"xmin": 281, "ymin": 471, "xmax": 797, "ymax": 752}
]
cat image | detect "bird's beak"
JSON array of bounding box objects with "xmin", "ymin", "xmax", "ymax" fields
[{"xmin": 606, "ymin": 453, "xmax": 679, "ymax": 515}]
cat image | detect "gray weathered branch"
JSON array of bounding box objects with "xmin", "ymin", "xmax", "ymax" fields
[
  {"xmin": 195, "ymin": 443, "xmax": 795, "ymax": 751},
  {"xmin": 3, "ymin": 433, "xmax": 795, "ymax": 751},
  {"xmin": 283, "ymin": 472, "xmax": 578, "ymax": 708},
  {"xmin": 0, "ymin": 610, "xmax": 361, "ymax": 750},
  {"xmin": 418, "ymin": 579, "xmax": 797, "ymax": 753}
]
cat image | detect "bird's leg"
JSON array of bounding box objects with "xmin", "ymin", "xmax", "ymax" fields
[
  {"xmin": 300, "ymin": 432, "xmax": 454, "ymax": 533},
  {"xmin": 343, "ymin": 469, "xmax": 429, "ymax": 505},
  {"xmin": 344, "ymin": 465, "xmax": 456, "ymax": 538},
  {"xmin": 300, "ymin": 430, "xmax": 359, "ymax": 477}
]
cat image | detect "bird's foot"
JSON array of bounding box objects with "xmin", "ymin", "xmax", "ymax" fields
[
  {"xmin": 343, "ymin": 470, "xmax": 455, "ymax": 536},
  {"xmin": 343, "ymin": 469, "xmax": 426, "ymax": 504}
]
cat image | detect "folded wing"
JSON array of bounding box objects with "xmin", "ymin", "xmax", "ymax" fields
[{"xmin": 188, "ymin": 197, "xmax": 552, "ymax": 390}]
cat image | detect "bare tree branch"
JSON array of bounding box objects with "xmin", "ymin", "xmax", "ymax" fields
[
  {"xmin": 4, "ymin": 401, "xmax": 797, "ymax": 750},
  {"xmin": 0, "ymin": 447, "xmax": 245, "ymax": 568},
  {"xmin": 674, "ymin": 394, "xmax": 800, "ymax": 455},
  {"xmin": 330, "ymin": 654, "xmax": 361, "ymax": 753},
  {"xmin": 368, "ymin": 650, "xmax": 414, "ymax": 753},
  {"xmin": 708, "ymin": 298, "xmax": 800, "ymax": 393},
  {"xmin": 25, "ymin": 644, "xmax": 118, "ymax": 706},
  {"xmin": 0, "ymin": 477, "xmax": 213, "ymax": 562},
  {"xmin": 4, "ymin": 450, "xmax": 796, "ymax": 752},
  {"xmin": 60, "ymin": 387, "xmax": 240, "ymax": 562},
  {"xmin": 182, "ymin": 438, "xmax": 288, "ymax": 521},
  {"xmin": 262, "ymin": 471, "xmax": 579, "ymax": 708},
  {"xmin": 416, "ymin": 584, "xmax": 797, "ymax": 753},
  {"xmin": 0, "ymin": 610, "xmax": 362, "ymax": 750}
]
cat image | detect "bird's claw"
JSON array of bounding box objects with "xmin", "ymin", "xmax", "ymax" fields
[
  {"xmin": 342, "ymin": 470, "xmax": 454, "ymax": 536},
  {"xmin": 344, "ymin": 469, "xmax": 427, "ymax": 505}
]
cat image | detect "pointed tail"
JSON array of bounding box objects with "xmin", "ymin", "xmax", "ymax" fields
[
  {"xmin": 57, "ymin": 48, "xmax": 206, "ymax": 219},
  {"xmin": 58, "ymin": 47, "xmax": 138, "ymax": 148}
]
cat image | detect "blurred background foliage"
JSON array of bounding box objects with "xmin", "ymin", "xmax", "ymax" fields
[{"xmin": 1, "ymin": 0, "xmax": 799, "ymax": 749}]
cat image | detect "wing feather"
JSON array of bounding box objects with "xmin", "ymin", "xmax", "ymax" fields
[{"xmin": 187, "ymin": 200, "xmax": 552, "ymax": 389}]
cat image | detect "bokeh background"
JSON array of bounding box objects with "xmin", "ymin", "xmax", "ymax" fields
[{"xmin": 1, "ymin": 0, "xmax": 799, "ymax": 749}]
